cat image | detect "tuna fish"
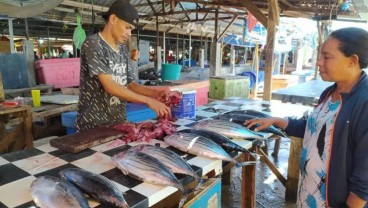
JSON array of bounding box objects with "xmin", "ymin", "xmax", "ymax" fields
[
  {"xmin": 30, "ymin": 176, "xmax": 90, "ymax": 208},
  {"xmin": 164, "ymin": 132, "xmax": 256, "ymax": 167},
  {"xmin": 217, "ymin": 113, "xmax": 287, "ymax": 138},
  {"xmin": 112, "ymin": 150, "xmax": 189, "ymax": 207},
  {"xmin": 129, "ymin": 144, "xmax": 200, "ymax": 181},
  {"xmin": 178, "ymin": 128, "xmax": 254, "ymax": 155},
  {"xmin": 193, "ymin": 119, "xmax": 264, "ymax": 140},
  {"xmin": 59, "ymin": 168, "xmax": 129, "ymax": 208},
  {"xmin": 226, "ymin": 109, "xmax": 271, "ymax": 118}
]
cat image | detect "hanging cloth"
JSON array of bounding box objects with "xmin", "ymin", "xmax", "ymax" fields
[{"xmin": 73, "ymin": 14, "xmax": 86, "ymax": 49}]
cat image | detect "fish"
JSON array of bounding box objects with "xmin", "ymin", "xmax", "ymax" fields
[
  {"xmin": 225, "ymin": 109, "xmax": 271, "ymax": 118},
  {"xmin": 30, "ymin": 175, "xmax": 90, "ymax": 208},
  {"xmin": 59, "ymin": 168, "xmax": 129, "ymax": 208},
  {"xmin": 193, "ymin": 119, "xmax": 264, "ymax": 140},
  {"xmin": 178, "ymin": 128, "xmax": 253, "ymax": 155},
  {"xmin": 217, "ymin": 113, "xmax": 288, "ymax": 138},
  {"xmin": 112, "ymin": 150, "xmax": 190, "ymax": 207},
  {"xmin": 128, "ymin": 144, "xmax": 200, "ymax": 181},
  {"xmin": 164, "ymin": 132, "xmax": 256, "ymax": 167}
]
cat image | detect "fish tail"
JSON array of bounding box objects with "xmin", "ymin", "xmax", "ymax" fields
[
  {"xmin": 178, "ymin": 189, "xmax": 191, "ymax": 208},
  {"xmin": 236, "ymin": 161, "xmax": 257, "ymax": 168},
  {"xmin": 194, "ymin": 178, "xmax": 207, "ymax": 191}
]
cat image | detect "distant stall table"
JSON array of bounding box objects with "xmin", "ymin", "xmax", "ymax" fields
[
  {"xmin": 0, "ymin": 105, "xmax": 33, "ymax": 154},
  {"xmin": 4, "ymin": 84, "xmax": 54, "ymax": 99},
  {"xmin": 0, "ymin": 98, "xmax": 312, "ymax": 207},
  {"xmin": 272, "ymin": 80, "xmax": 332, "ymax": 106}
]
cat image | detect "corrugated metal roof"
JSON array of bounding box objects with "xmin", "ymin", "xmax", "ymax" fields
[{"xmin": 0, "ymin": 0, "xmax": 361, "ymax": 39}]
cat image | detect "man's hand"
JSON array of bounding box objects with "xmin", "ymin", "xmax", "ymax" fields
[
  {"xmin": 147, "ymin": 99, "xmax": 172, "ymax": 118},
  {"xmin": 154, "ymin": 89, "xmax": 170, "ymax": 102}
]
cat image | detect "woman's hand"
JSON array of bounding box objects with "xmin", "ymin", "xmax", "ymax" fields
[{"xmin": 244, "ymin": 117, "xmax": 289, "ymax": 131}]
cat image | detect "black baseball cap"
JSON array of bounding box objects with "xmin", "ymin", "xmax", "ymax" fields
[{"xmin": 100, "ymin": 0, "xmax": 139, "ymax": 27}]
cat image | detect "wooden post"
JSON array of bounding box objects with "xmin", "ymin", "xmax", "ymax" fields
[
  {"xmin": 230, "ymin": 45, "xmax": 235, "ymax": 75},
  {"xmin": 189, "ymin": 35, "xmax": 192, "ymax": 67},
  {"xmin": 163, "ymin": 32, "xmax": 166, "ymax": 64},
  {"xmin": 176, "ymin": 34, "xmax": 179, "ymax": 64},
  {"xmin": 8, "ymin": 18, "xmax": 14, "ymax": 53},
  {"xmin": 253, "ymin": 44, "xmax": 259, "ymax": 98},
  {"xmin": 263, "ymin": 0, "xmax": 278, "ymax": 101},
  {"xmin": 314, "ymin": 21, "xmax": 322, "ymax": 80},
  {"xmin": 155, "ymin": 16, "xmax": 160, "ymax": 72},
  {"xmin": 242, "ymin": 150, "xmax": 257, "ymax": 208},
  {"xmin": 285, "ymin": 136, "xmax": 303, "ymax": 202}
]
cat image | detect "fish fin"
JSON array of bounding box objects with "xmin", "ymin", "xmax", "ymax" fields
[
  {"xmin": 178, "ymin": 189, "xmax": 191, "ymax": 208},
  {"xmin": 236, "ymin": 161, "xmax": 257, "ymax": 167}
]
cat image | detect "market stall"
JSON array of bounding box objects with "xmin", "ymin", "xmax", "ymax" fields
[{"xmin": 0, "ymin": 98, "xmax": 313, "ymax": 207}]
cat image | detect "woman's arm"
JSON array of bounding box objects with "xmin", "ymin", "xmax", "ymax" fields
[{"xmin": 346, "ymin": 192, "xmax": 367, "ymax": 208}]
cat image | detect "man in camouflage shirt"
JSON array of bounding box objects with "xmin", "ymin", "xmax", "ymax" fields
[{"xmin": 77, "ymin": 0, "xmax": 170, "ymax": 131}]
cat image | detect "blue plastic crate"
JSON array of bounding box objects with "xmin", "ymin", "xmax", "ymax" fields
[{"xmin": 126, "ymin": 103, "xmax": 157, "ymax": 123}]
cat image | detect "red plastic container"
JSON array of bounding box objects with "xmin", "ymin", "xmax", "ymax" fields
[{"xmin": 35, "ymin": 58, "xmax": 80, "ymax": 88}]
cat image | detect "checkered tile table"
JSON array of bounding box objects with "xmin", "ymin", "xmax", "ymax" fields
[{"xmin": 0, "ymin": 98, "xmax": 312, "ymax": 208}]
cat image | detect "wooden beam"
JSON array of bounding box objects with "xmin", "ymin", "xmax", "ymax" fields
[
  {"xmin": 140, "ymin": 9, "xmax": 244, "ymax": 18},
  {"xmin": 279, "ymin": 0, "xmax": 296, "ymax": 8},
  {"xmin": 270, "ymin": 0, "xmax": 280, "ymax": 26},
  {"xmin": 61, "ymin": 0, "xmax": 107, "ymax": 12},
  {"xmin": 237, "ymin": 0, "xmax": 268, "ymax": 28},
  {"xmin": 161, "ymin": 16, "xmax": 233, "ymax": 24},
  {"xmin": 179, "ymin": 2, "xmax": 191, "ymax": 21},
  {"xmin": 263, "ymin": 0, "xmax": 276, "ymax": 101},
  {"xmin": 217, "ymin": 15, "xmax": 239, "ymax": 41},
  {"xmin": 214, "ymin": 9, "xmax": 219, "ymax": 41},
  {"xmin": 146, "ymin": 0, "xmax": 157, "ymax": 14}
]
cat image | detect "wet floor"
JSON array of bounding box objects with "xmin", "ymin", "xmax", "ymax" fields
[{"xmin": 222, "ymin": 138, "xmax": 294, "ymax": 208}]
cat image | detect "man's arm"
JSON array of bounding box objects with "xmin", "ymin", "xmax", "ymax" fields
[
  {"xmin": 127, "ymin": 82, "xmax": 168, "ymax": 98},
  {"xmin": 98, "ymin": 74, "xmax": 171, "ymax": 117}
]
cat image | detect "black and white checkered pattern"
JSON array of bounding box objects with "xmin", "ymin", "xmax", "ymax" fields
[{"xmin": 0, "ymin": 98, "xmax": 312, "ymax": 208}]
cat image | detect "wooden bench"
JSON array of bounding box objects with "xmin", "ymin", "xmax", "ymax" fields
[{"xmin": 4, "ymin": 84, "xmax": 54, "ymax": 99}]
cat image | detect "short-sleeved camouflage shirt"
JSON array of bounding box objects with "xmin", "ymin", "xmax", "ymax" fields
[{"xmin": 76, "ymin": 33, "xmax": 134, "ymax": 131}]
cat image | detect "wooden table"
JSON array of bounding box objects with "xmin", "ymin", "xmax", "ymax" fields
[
  {"xmin": 0, "ymin": 105, "xmax": 33, "ymax": 154},
  {"xmin": 4, "ymin": 84, "xmax": 54, "ymax": 99},
  {"xmin": 272, "ymin": 80, "xmax": 332, "ymax": 105},
  {"xmin": 0, "ymin": 98, "xmax": 313, "ymax": 207}
]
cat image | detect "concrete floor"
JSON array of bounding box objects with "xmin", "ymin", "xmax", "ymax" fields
[{"xmin": 222, "ymin": 138, "xmax": 295, "ymax": 208}]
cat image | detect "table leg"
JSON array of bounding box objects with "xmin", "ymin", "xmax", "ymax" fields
[
  {"xmin": 23, "ymin": 109, "xmax": 34, "ymax": 148},
  {"xmin": 272, "ymin": 137, "xmax": 281, "ymax": 157},
  {"xmin": 242, "ymin": 150, "xmax": 256, "ymax": 208},
  {"xmin": 285, "ymin": 136, "xmax": 302, "ymax": 202}
]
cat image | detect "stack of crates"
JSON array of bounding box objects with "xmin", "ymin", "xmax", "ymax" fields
[{"xmin": 209, "ymin": 76, "xmax": 250, "ymax": 100}]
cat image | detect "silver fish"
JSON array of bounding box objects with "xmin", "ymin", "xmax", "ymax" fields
[
  {"xmin": 30, "ymin": 176, "xmax": 90, "ymax": 208},
  {"xmin": 193, "ymin": 119, "xmax": 264, "ymax": 140},
  {"xmin": 112, "ymin": 150, "xmax": 190, "ymax": 207},
  {"xmin": 112, "ymin": 150, "xmax": 185, "ymax": 192},
  {"xmin": 164, "ymin": 133, "xmax": 256, "ymax": 167},
  {"xmin": 129, "ymin": 144, "xmax": 200, "ymax": 181},
  {"xmin": 59, "ymin": 168, "xmax": 129, "ymax": 208}
]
